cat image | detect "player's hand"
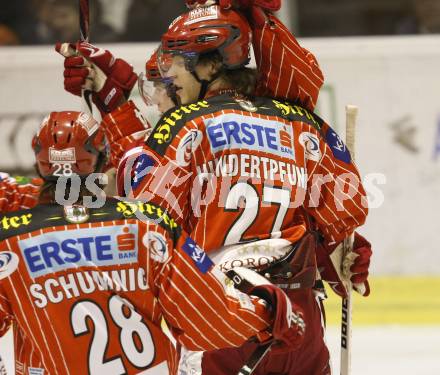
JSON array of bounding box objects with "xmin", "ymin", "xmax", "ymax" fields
[
  {"xmin": 343, "ymin": 232, "xmax": 372, "ymax": 296},
  {"xmin": 55, "ymin": 41, "xmax": 138, "ymax": 115},
  {"xmin": 250, "ymin": 284, "xmax": 305, "ymax": 353},
  {"xmin": 317, "ymin": 232, "xmax": 372, "ymax": 298}
]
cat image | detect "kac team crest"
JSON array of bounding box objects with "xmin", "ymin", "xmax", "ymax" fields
[{"xmin": 0, "ymin": 251, "xmax": 19, "ymax": 279}]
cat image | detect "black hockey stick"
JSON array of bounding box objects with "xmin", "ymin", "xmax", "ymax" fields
[
  {"xmin": 79, "ymin": 0, "xmax": 93, "ymax": 113},
  {"xmin": 237, "ymin": 342, "xmax": 273, "ymax": 375},
  {"xmin": 79, "ymin": 0, "xmax": 90, "ymax": 42}
]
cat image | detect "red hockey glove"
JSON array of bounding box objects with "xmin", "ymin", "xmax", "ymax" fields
[
  {"xmin": 226, "ymin": 267, "xmax": 305, "ymax": 352},
  {"xmin": 55, "ymin": 42, "xmax": 138, "ymax": 115},
  {"xmin": 251, "ymin": 284, "xmax": 305, "ymax": 353},
  {"xmin": 317, "ymin": 232, "xmax": 372, "ymax": 298},
  {"xmin": 349, "ymin": 233, "xmax": 372, "ymax": 284}
]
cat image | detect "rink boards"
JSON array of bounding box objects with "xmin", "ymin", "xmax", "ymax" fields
[{"xmin": 325, "ymin": 276, "xmax": 440, "ymax": 325}]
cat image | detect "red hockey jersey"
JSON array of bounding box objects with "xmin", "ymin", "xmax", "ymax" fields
[
  {"xmin": 109, "ymin": 96, "xmax": 368, "ymax": 258},
  {"xmin": 0, "ymin": 198, "xmax": 271, "ymax": 375}
]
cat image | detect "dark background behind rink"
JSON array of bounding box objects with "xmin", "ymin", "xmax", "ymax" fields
[{"xmin": 1, "ymin": 0, "xmax": 439, "ymax": 46}]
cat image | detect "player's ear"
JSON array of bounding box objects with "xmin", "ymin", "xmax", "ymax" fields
[
  {"xmin": 207, "ymin": 59, "xmax": 222, "ymax": 76},
  {"xmin": 196, "ymin": 59, "xmax": 222, "ymax": 81}
]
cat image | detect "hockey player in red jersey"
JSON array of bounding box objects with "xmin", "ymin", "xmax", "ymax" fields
[
  {"xmin": 53, "ymin": 4, "xmax": 372, "ymax": 374},
  {"xmin": 120, "ymin": 6, "xmax": 370, "ymax": 374},
  {"xmin": 0, "ymin": 111, "xmax": 306, "ymax": 375}
]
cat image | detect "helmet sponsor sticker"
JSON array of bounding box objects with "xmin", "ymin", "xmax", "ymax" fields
[
  {"xmin": 49, "ymin": 147, "xmax": 76, "ymax": 163},
  {"xmin": 0, "ymin": 251, "xmax": 19, "ymax": 279},
  {"xmin": 19, "ymin": 224, "xmax": 139, "ymax": 278},
  {"xmin": 185, "ymin": 6, "xmax": 219, "ymax": 25}
]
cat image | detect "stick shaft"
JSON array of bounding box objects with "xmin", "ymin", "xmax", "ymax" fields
[
  {"xmin": 237, "ymin": 342, "xmax": 273, "ymax": 375},
  {"xmin": 79, "ymin": 0, "xmax": 90, "ymax": 42},
  {"xmin": 345, "ymin": 105, "xmax": 358, "ymax": 162},
  {"xmin": 340, "ymin": 105, "xmax": 358, "ymax": 375},
  {"xmin": 79, "ymin": 0, "xmax": 93, "ymax": 114}
]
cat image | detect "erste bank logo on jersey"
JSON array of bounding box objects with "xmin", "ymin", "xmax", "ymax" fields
[
  {"xmin": 205, "ymin": 113, "xmax": 295, "ymax": 160},
  {"xmin": 19, "ymin": 225, "xmax": 139, "ymax": 278}
]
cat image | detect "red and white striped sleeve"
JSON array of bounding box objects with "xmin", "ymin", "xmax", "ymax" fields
[
  {"xmin": 253, "ymin": 13, "xmax": 324, "ymax": 111},
  {"xmin": 0, "ymin": 243, "xmax": 13, "ymax": 337},
  {"xmin": 101, "ymin": 101, "xmax": 151, "ymax": 168},
  {"xmin": 149, "ymin": 228, "xmax": 271, "ymax": 351},
  {"xmin": 0, "ymin": 174, "xmax": 41, "ymax": 213},
  {"xmin": 0, "ymin": 289, "xmax": 12, "ymax": 338},
  {"xmin": 304, "ymin": 122, "xmax": 368, "ymax": 245}
]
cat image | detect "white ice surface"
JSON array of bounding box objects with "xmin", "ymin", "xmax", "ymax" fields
[
  {"xmin": 325, "ymin": 326, "xmax": 440, "ymax": 375},
  {"xmin": 1, "ymin": 326, "xmax": 439, "ymax": 374}
]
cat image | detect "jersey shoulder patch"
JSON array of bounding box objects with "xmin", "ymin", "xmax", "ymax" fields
[{"xmin": 323, "ymin": 124, "xmax": 352, "ymax": 163}]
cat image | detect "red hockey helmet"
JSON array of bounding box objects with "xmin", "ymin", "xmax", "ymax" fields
[
  {"xmin": 160, "ymin": 5, "xmax": 251, "ymax": 70},
  {"xmin": 145, "ymin": 49, "xmax": 161, "ymax": 81},
  {"xmin": 139, "ymin": 48, "xmax": 180, "ymax": 110},
  {"xmin": 32, "ymin": 111, "xmax": 108, "ymax": 179}
]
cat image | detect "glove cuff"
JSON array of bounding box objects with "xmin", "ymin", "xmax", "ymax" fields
[{"xmin": 93, "ymin": 76, "xmax": 134, "ymax": 115}]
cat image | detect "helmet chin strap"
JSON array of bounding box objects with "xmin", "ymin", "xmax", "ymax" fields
[
  {"xmin": 191, "ymin": 69, "xmax": 223, "ymax": 101},
  {"xmin": 165, "ymin": 83, "xmax": 181, "ymax": 106}
]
